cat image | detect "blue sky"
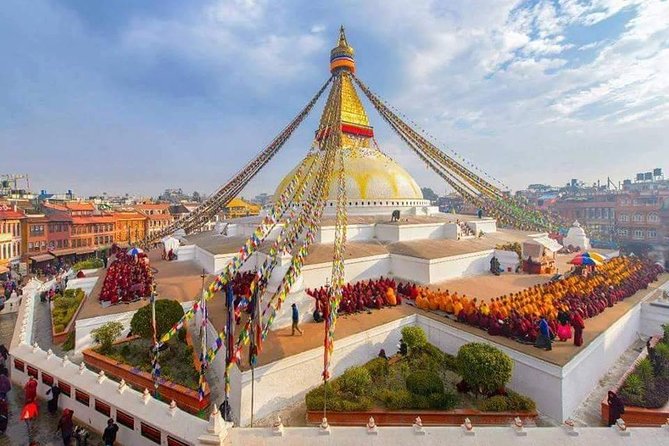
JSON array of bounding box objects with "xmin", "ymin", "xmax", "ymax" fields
[{"xmin": 2, "ymin": 0, "xmax": 668, "ymax": 198}]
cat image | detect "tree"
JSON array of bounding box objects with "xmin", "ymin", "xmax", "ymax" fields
[
  {"xmin": 421, "ymin": 187, "xmax": 439, "ymax": 203},
  {"xmin": 457, "ymin": 343, "xmax": 513, "ymax": 396},
  {"xmin": 401, "ymin": 326, "xmax": 427, "ymax": 352},
  {"xmin": 130, "ymin": 299, "xmax": 185, "ymax": 341},
  {"xmin": 92, "ymin": 322, "xmax": 123, "ymax": 354},
  {"xmin": 192, "ymin": 191, "xmax": 202, "ymax": 202}
]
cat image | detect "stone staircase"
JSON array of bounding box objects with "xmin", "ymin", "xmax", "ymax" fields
[{"xmin": 458, "ymin": 221, "xmax": 476, "ymax": 238}]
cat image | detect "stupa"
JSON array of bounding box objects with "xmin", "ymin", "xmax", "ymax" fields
[
  {"xmin": 275, "ymin": 27, "xmax": 434, "ymax": 216},
  {"xmin": 563, "ymin": 220, "xmax": 590, "ymax": 250}
]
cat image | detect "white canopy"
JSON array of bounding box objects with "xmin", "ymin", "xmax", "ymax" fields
[
  {"xmin": 528, "ymin": 235, "xmax": 563, "ymax": 253},
  {"xmin": 161, "ymin": 235, "xmax": 180, "ymax": 253}
]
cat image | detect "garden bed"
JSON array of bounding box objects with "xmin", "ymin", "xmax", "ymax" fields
[
  {"xmin": 601, "ymin": 334, "xmax": 669, "ymax": 426},
  {"xmin": 83, "ymin": 330, "xmax": 210, "ymax": 415},
  {"xmin": 50, "ymin": 288, "xmax": 87, "ymax": 344},
  {"xmin": 305, "ymin": 327, "xmax": 537, "ymax": 426}
]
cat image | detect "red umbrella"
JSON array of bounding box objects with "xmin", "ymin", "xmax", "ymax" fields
[{"xmin": 20, "ymin": 401, "xmax": 38, "ymax": 420}]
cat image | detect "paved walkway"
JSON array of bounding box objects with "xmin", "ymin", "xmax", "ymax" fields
[{"xmin": 570, "ymin": 338, "xmax": 647, "ymax": 426}]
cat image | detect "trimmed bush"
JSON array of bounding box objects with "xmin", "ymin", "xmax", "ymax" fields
[
  {"xmin": 379, "ymin": 388, "xmax": 413, "ymax": 410},
  {"xmin": 364, "ymin": 358, "xmax": 389, "ymax": 379},
  {"xmin": 479, "ymin": 395, "xmax": 509, "ymax": 412},
  {"xmin": 663, "ymin": 324, "xmax": 669, "ymax": 345},
  {"xmin": 51, "ymin": 288, "xmax": 85, "ymax": 332},
  {"xmin": 92, "ymin": 321, "xmax": 123, "ymax": 354},
  {"xmin": 73, "ymin": 258, "xmax": 104, "ymax": 271},
  {"xmin": 401, "ymin": 326, "xmax": 427, "ymax": 351},
  {"xmin": 305, "ymin": 382, "xmax": 372, "ymax": 412},
  {"xmin": 457, "ymin": 343, "xmax": 513, "ymax": 395},
  {"xmin": 443, "ymin": 353, "xmax": 458, "ymax": 372},
  {"xmin": 428, "ymin": 391, "xmax": 458, "ymax": 410},
  {"xmin": 62, "ymin": 331, "xmax": 75, "ymax": 351},
  {"xmin": 406, "ymin": 370, "xmax": 443, "ymax": 396},
  {"xmin": 338, "ymin": 366, "xmax": 372, "ymax": 397},
  {"xmin": 505, "ymin": 389, "xmax": 536, "ymax": 411},
  {"xmin": 130, "ymin": 299, "xmax": 185, "ymax": 340}
]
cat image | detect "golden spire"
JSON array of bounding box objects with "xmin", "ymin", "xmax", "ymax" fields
[{"xmin": 330, "ymin": 25, "xmax": 355, "ymax": 73}]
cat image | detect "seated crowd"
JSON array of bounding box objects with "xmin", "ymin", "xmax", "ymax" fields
[
  {"xmin": 306, "ymin": 277, "xmax": 401, "ymax": 320},
  {"xmin": 99, "ymin": 251, "xmax": 153, "ymax": 304},
  {"xmin": 399, "ymin": 256, "xmax": 663, "ymax": 345}
]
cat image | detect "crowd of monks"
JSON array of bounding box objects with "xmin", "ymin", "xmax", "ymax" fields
[
  {"xmin": 99, "ymin": 251, "xmax": 154, "ymax": 304},
  {"xmin": 400, "ymin": 256, "xmax": 663, "ymax": 345},
  {"xmin": 306, "ymin": 277, "xmax": 400, "ymax": 317}
]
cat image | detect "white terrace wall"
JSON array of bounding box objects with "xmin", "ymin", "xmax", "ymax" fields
[
  {"xmin": 75, "ymin": 301, "xmax": 195, "ymax": 355},
  {"xmin": 228, "ymin": 315, "xmax": 415, "ymax": 426},
  {"xmin": 416, "ymin": 314, "xmax": 564, "ymax": 421},
  {"xmin": 10, "ymin": 273, "xmax": 219, "ymax": 446},
  {"xmin": 428, "ymin": 250, "xmax": 495, "ymax": 282},
  {"xmin": 640, "ymin": 301, "xmax": 669, "ymax": 337}
]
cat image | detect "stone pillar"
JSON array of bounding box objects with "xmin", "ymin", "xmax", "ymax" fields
[{"xmin": 198, "ymin": 405, "xmax": 233, "ymax": 445}]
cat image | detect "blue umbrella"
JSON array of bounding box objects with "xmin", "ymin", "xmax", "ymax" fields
[{"xmin": 128, "ymin": 247, "xmax": 143, "ymax": 256}]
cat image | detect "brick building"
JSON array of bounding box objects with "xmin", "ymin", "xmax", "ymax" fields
[{"xmin": 21, "ymin": 214, "xmax": 50, "ymax": 261}]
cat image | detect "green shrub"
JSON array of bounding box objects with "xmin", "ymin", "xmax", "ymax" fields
[
  {"xmin": 364, "ymin": 358, "xmax": 389, "ymax": 379},
  {"xmin": 636, "ymin": 358, "xmax": 654, "ymax": 383},
  {"xmin": 73, "ymin": 258, "xmax": 104, "ymax": 271},
  {"xmin": 428, "ymin": 391, "xmax": 458, "ymax": 410},
  {"xmin": 443, "ymin": 353, "xmax": 458, "ymax": 372},
  {"xmin": 411, "ymin": 394, "xmax": 431, "ymax": 409},
  {"xmin": 621, "ymin": 373, "xmax": 646, "ymax": 406},
  {"xmin": 305, "ymin": 382, "xmax": 372, "ymax": 411},
  {"xmin": 54, "ymin": 324, "xmax": 65, "ymax": 333},
  {"xmin": 379, "ymin": 388, "xmax": 413, "ymax": 410},
  {"xmin": 62, "ymin": 331, "xmax": 75, "ymax": 351},
  {"xmin": 92, "ymin": 321, "xmax": 124, "ymax": 354},
  {"xmin": 457, "ymin": 343, "xmax": 513, "ymax": 395},
  {"xmin": 338, "ymin": 366, "xmax": 372, "ymax": 397},
  {"xmin": 663, "ymin": 324, "xmax": 669, "ymax": 345},
  {"xmin": 130, "ymin": 299, "xmax": 185, "ymax": 340},
  {"xmin": 406, "ymin": 370, "xmax": 443, "ymax": 396},
  {"xmin": 401, "ymin": 326, "xmax": 427, "ymax": 351},
  {"xmin": 479, "ymin": 395, "xmax": 509, "ymax": 412},
  {"xmin": 505, "ymin": 389, "xmax": 536, "ymax": 411}
]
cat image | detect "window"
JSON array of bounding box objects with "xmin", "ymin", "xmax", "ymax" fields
[
  {"xmin": 116, "ymin": 410, "xmax": 134, "ymax": 429},
  {"xmin": 619, "ymin": 214, "xmax": 629, "ymax": 222},
  {"xmin": 167, "ymin": 436, "xmax": 190, "ymax": 446},
  {"xmin": 648, "ymin": 213, "xmax": 659, "ymax": 223},
  {"xmin": 27, "ymin": 365, "xmax": 39, "ymax": 379},
  {"xmin": 633, "ymin": 229, "xmax": 644, "ymax": 239},
  {"xmin": 75, "ymin": 389, "xmax": 90, "ymax": 406},
  {"xmin": 648, "ymin": 229, "xmax": 657, "ymax": 239},
  {"xmin": 618, "ymin": 229, "xmax": 629, "ymax": 237},
  {"xmin": 633, "ymin": 213, "xmax": 643, "ymax": 222},
  {"xmin": 14, "ymin": 358, "xmax": 25, "ymax": 372},
  {"xmin": 95, "ymin": 399, "xmax": 111, "ymax": 417},
  {"xmin": 42, "ymin": 373, "xmax": 54, "ymax": 386},
  {"xmin": 141, "ymin": 422, "xmax": 162, "ymax": 444},
  {"xmin": 58, "ymin": 381, "xmax": 71, "ymax": 397}
]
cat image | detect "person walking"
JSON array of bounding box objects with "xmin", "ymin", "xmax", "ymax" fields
[
  {"xmin": 102, "ymin": 418, "xmax": 119, "ymax": 446},
  {"xmin": 46, "ymin": 382, "xmax": 62, "ymax": 414},
  {"xmin": 20, "ymin": 400, "xmax": 39, "ymax": 443},
  {"xmin": 291, "ymin": 303, "xmax": 303, "ymax": 336},
  {"xmin": 56, "ymin": 408, "xmax": 74, "ymax": 446}
]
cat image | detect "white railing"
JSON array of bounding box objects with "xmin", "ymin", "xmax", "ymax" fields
[{"xmin": 8, "ymin": 275, "xmax": 230, "ymax": 446}]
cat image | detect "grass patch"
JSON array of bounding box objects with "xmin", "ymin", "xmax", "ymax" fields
[{"xmin": 73, "ymin": 258, "xmax": 104, "ymax": 271}]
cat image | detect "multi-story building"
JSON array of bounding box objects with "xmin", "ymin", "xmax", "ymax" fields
[
  {"xmin": 113, "ymin": 211, "xmax": 147, "ymax": 245},
  {"xmin": 0, "ymin": 204, "xmax": 25, "ymax": 272},
  {"xmin": 614, "ymin": 191, "xmax": 666, "ymax": 247},
  {"xmin": 133, "ymin": 203, "xmax": 174, "ymax": 239},
  {"xmin": 551, "ymin": 193, "xmax": 619, "ymax": 243},
  {"xmin": 47, "ymin": 213, "xmax": 72, "ymax": 252},
  {"xmin": 21, "ymin": 214, "xmax": 50, "ymax": 260},
  {"xmin": 70, "ymin": 215, "xmax": 116, "ymax": 251}
]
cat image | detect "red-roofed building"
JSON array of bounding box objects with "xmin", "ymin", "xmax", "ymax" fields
[
  {"xmin": 47, "ymin": 212, "xmax": 72, "ymax": 252},
  {"xmin": 20, "ymin": 214, "xmax": 50, "ymax": 262},
  {"xmin": 133, "ymin": 202, "xmax": 173, "ymax": 239},
  {"xmin": 0, "ymin": 203, "xmax": 25, "ymax": 270}
]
